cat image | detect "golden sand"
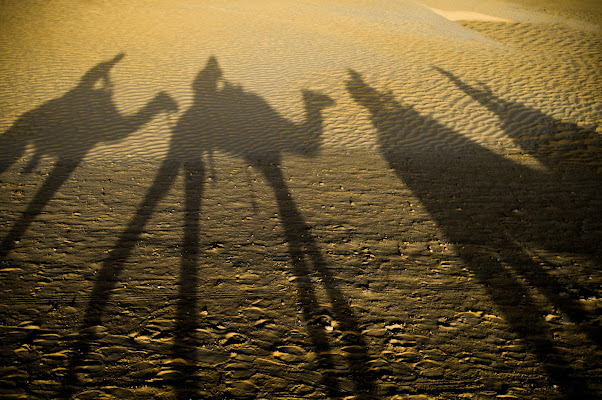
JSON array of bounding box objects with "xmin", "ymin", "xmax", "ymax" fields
[
  {"xmin": 0, "ymin": 1, "xmax": 601, "ymax": 399},
  {"xmin": 1, "ymin": 0, "xmax": 599, "ymax": 164}
]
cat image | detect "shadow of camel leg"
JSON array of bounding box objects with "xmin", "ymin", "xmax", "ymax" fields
[
  {"xmin": 457, "ymin": 244, "xmax": 580, "ymax": 394},
  {"xmin": 257, "ymin": 160, "xmax": 377, "ymax": 398},
  {"xmin": 1, "ymin": 160, "xmax": 79, "ymax": 258},
  {"xmin": 172, "ymin": 161, "xmax": 205, "ymax": 399},
  {"xmin": 65, "ymin": 160, "xmax": 180, "ymax": 394},
  {"xmin": 501, "ymin": 238, "xmax": 602, "ymax": 347}
]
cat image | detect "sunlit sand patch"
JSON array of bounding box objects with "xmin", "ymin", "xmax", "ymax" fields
[{"xmin": 428, "ymin": 8, "xmax": 513, "ymax": 22}]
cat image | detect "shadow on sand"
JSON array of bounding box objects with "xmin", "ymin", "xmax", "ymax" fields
[
  {"xmin": 70, "ymin": 56, "xmax": 376, "ymax": 399},
  {"xmin": 0, "ymin": 53, "xmax": 178, "ymax": 258},
  {"xmin": 434, "ymin": 67, "xmax": 602, "ymax": 172},
  {"xmin": 346, "ymin": 69, "xmax": 600, "ymax": 398}
]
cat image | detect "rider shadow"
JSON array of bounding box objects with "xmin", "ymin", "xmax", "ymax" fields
[
  {"xmin": 0, "ymin": 53, "xmax": 178, "ymax": 258},
  {"xmin": 74, "ymin": 56, "xmax": 376, "ymax": 399},
  {"xmin": 434, "ymin": 67, "xmax": 602, "ymax": 174},
  {"xmin": 346, "ymin": 69, "xmax": 600, "ymax": 397}
]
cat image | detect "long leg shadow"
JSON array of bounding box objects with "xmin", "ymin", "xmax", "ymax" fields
[
  {"xmin": 256, "ymin": 160, "xmax": 376, "ymax": 398},
  {"xmin": 433, "ymin": 68, "xmax": 602, "ymax": 343},
  {"xmin": 0, "ymin": 161, "xmax": 79, "ymax": 257},
  {"xmin": 69, "ymin": 161, "xmax": 205, "ymax": 400},
  {"xmin": 66, "ymin": 159, "xmax": 183, "ymax": 392},
  {"xmin": 193, "ymin": 55, "xmax": 376, "ymax": 397},
  {"xmin": 346, "ymin": 69, "xmax": 598, "ymax": 397},
  {"xmin": 172, "ymin": 162, "xmax": 205, "ymax": 399}
]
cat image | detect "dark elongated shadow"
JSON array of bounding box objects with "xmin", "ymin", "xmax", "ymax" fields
[
  {"xmin": 346, "ymin": 69, "xmax": 598, "ymax": 398},
  {"xmin": 71, "ymin": 58, "xmax": 222, "ymax": 399},
  {"xmin": 203, "ymin": 55, "xmax": 376, "ymax": 397},
  {"xmin": 72, "ymin": 56, "xmax": 376, "ymax": 399},
  {"xmin": 256, "ymin": 160, "xmax": 376, "ymax": 398},
  {"xmin": 173, "ymin": 162, "xmax": 205, "ymax": 398},
  {"xmin": 0, "ymin": 53, "xmax": 178, "ymax": 258},
  {"xmin": 434, "ymin": 67, "xmax": 602, "ymax": 173},
  {"xmin": 64, "ymin": 158, "xmax": 183, "ymax": 395},
  {"xmin": 433, "ymin": 68, "xmax": 602, "ymax": 340},
  {"xmin": 67, "ymin": 158, "xmax": 205, "ymax": 400},
  {"xmin": 0, "ymin": 161, "xmax": 78, "ymax": 257}
]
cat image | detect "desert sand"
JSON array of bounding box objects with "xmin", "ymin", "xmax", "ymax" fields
[{"xmin": 0, "ymin": 0, "xmax": 601, "ymax": 399}]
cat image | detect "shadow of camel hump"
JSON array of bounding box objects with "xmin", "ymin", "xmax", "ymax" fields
[
  {"xmin": 0, "ymin": 53, "xmax": 178, "ymax": 258},
  {"xmin": 346, "ymin": 69, "xmax": 600, "ymax": 398},
  {"xmin": 434, "ymin": 66, "xmax": 602, "ymax": 171},
  {"xmin": 73, "ymin": 56, "xmax": 376, "ymax": 399},
  {"xmin": 170, "ymin": 55, "xmax": 334, "ymax": 162}
]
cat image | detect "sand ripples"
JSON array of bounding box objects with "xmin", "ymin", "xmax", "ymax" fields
[{"xmin": 0, "ymin": 0, "xmax": 599, "ymax": 167}]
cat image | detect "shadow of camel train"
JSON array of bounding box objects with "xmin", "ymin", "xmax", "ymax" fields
[
  {"xmin": 0, "ymin": 53, "xmax": 178, "ymax": 258},
  {"xmin": 346, "ymin": 69, "xmax": 600, "ymax": 398},
  {"xmin": 71, "ymin": 56, "xmax": 377, "ymax": 399}
]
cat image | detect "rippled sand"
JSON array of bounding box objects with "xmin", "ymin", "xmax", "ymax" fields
[
  {"xmin": 1, "ymin": 0, "xmax": 599, "ymax": 164},
  {"xmin": 1, "ymin": 1, "xmax": 601, "ymax": 399}
]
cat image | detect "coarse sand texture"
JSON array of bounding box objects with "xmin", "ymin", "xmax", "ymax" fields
[{"xmin": 0, "ymin": 1, "xmax": 601, "ymax": 399}]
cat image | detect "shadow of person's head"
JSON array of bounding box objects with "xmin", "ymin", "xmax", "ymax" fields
[{"xmin": 192, "ymin": 55, "xmax": 223, "ymax": 95}]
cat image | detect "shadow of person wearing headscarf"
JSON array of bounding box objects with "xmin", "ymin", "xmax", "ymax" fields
[{"xmin": 434, "ymin": 66, "xmax": 602, "ymax": 174}]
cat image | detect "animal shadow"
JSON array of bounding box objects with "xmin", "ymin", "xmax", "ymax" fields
[
  {"xmin": 0, "ymin": 53, "xmax": 178, "ymax": 258},
  {"xmin": 72, "ymin": 56, "xmax": 376, "ymax": 399},
  {"xmin": 346, "ymin": 69, "xmax": 600, "ymax": 397}
]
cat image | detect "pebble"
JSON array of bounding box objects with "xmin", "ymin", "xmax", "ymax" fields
[{"xmin": 222, "ymin": 332, "xmax": 248, "ymax": 345}]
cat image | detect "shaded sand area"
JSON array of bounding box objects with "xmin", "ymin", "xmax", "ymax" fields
[{"xmin": 1, "ymin": 0, "xmax": 601, "ymax": 399}]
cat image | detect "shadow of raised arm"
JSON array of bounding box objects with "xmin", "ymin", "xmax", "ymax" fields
[
  {"xmin": 434, "ymin": 66, "xmax": 602, "ymax": 171},
  {"xmin": 346, "ymin": 68, "xmax": 600, "ymax": 397}
]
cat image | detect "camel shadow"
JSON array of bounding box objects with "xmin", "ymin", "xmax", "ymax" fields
[
  {"xmin": 0, "ymin": 53, "xmax": 178, "ymax": 258},
  {"xmin": 72, "ymin": 56, "xmax": 376, "ymax": 399},
  {"xmin": 346, "ymin": 69, "xmax": 600, "ymax": 398}
]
